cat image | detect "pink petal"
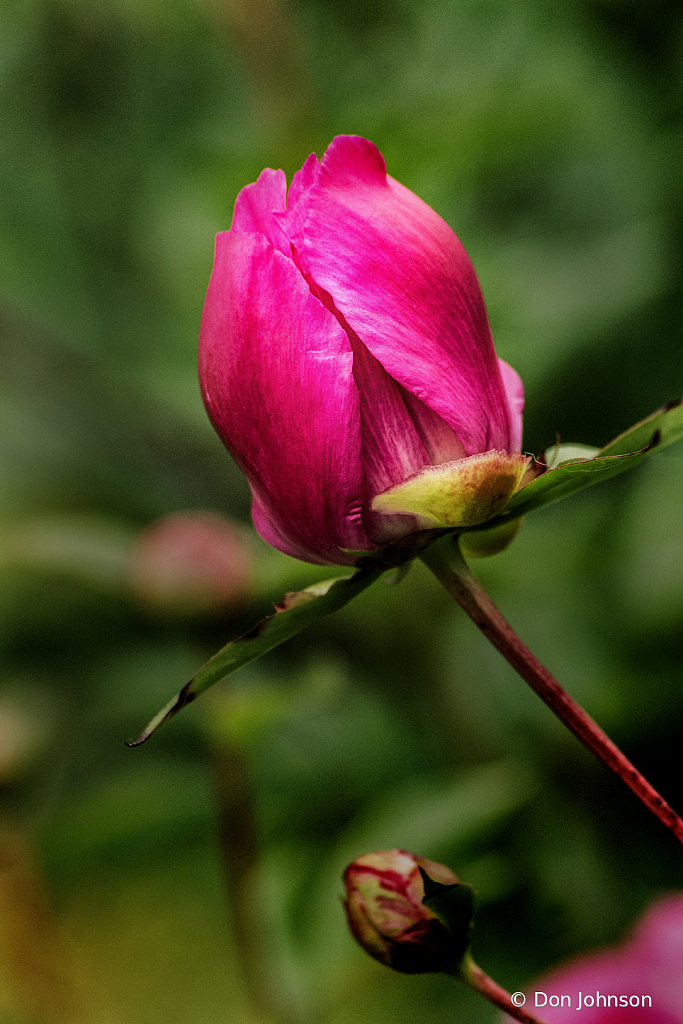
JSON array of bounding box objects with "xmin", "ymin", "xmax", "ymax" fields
[
  {"xmin": 272, "ymin": 152, "xmax": 322, "ymax": 246},
  {"xmin": 631, "ymin": 895, "xmax": 683, "ymax": 1011},
  {"xmin": 498, "ymin": 358, "xmax": 525, "ymax": 452},
  {"xmin": 294, "ymin": 135, "xmax": 515, "ymax": 457},
  {"xmin": 525, "ymin": 896, "xmax": 683, "ymax": 1023},
  {"xmin": 527, "ymin": 951, "xmax": 678, "ymax": 1023},
  {"xmin": 347, "ymin": 328, "xmax": 431, "ymax": 544},
  {"xmin": 231, "ymin": 167, "xmax": 290, "ymax": 255},
  {"xmin": 399, "ymin": 386, "xmax": 467, "ymax": 465},
  {"xmin": 348, "ymin": 328, "xmax": 427, "ymax": 491},
  {"xmin": 286, "ymin": 152, "xmax": 321, "ymax": 212},
  {"xmin": 199, "ymin": 231, "xmax": 370, "ymax": 565},
  {"xmin": 250, "ymin": 493, "xmax": 321, "ymax": 564}
]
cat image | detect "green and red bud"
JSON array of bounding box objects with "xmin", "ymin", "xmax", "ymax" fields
[{"xmin": 342, "ymin": 849, "xmax": 474, "ymax": 975}]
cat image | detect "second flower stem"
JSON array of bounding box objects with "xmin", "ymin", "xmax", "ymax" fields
[
  {"xmin": 459, "ymin": 953, "xmax": 547, "ymax": 1024},
  {"xmin": 420, "ymin": 533, "xmax": 683, "ymax": 849}
]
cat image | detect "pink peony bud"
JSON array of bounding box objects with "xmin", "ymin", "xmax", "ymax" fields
[
  {"xmin": 342, "ymin": 849, "xmax": 469, "ymax": 975},
  {"xmin": 517, "ymin": 894, "xmax": 683, "ymax": 1023},
  {"xmin": 128, "ymin": 511, "xmax": 252, "ymax": 614},
  {"xmin": 199, "ymin": 135, "xmax": 526, "ymax": 565}
]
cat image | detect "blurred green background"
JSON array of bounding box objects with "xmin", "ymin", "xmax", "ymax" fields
[{"xmin": 1, "ymin": 0, "xmax": 683, "ymax": 1020}]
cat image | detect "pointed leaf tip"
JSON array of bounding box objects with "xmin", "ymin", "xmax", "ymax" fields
[
  {"xmin": 125, "ymin": 688, "xmax": 195, "ymax": 746},
  {"xmin": 125, "ymin": 566, "xmax": 383, "ymax": 744}
]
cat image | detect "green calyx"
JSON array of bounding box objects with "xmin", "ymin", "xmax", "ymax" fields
[
  {"xmin": 371, "ymin": 451, "xmax": 530, "ymax": 529},
  {"xmin": 419, "ymin": 867, "xmax": 476, "ymax": 973}
]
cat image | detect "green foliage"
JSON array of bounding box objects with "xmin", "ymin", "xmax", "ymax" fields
[{"xmin": 129, "ymin": 569, "xmax": 383, "ymax": 744}]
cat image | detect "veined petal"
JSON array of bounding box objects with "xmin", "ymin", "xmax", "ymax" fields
[
  {"xmin": 349, "ymin": 326, "xmax": 429, "ymax": 495},
  {"xmin": 250, "ymin": 493, "xmax": 326, "ymax": 565},
  {"xmin": 348, "ymin": 330, "xmax": 432, "ymax": 545},
  {"xmin": 271, "ymin": 153, "xmax": 322, "ymax": 249},
  {"xmin": 295, "ymin": 136, "xmax": 514, "ymax": 455},
  {"xmin": 199, "ymin": 231, "xmax": 370, "ymax": 565}
]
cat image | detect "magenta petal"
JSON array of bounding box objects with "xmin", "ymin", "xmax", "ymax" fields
[
  {"xmin": 287, "ymin": 152, "xmax": 320, "ymax": 210},
  {"xmin": 231, "ymin": 167, "xmax": 291, "ymax": 255},
  {"xmin": 199, "ymin": 231, "xmax": 370, "ymax": 565},
  {"xmin": 528, "ymin": 896, "xmax": 683, "ymax": 1024},
  {"xmin": 498, "ymin": 359, "xmax": 525, "ymax": 452},
  {"xmin": 296, "ymin": 136, "xmax": 515, "ymax": 456},
  {"xmin": 632, "ymin": 896, "xmax": 683, "ymax": 1007},
  {"xmin": 250, "ymin": 493, "xmax": 322, "ymax": 564},
  {"xmin": 350, "ymin": 332, "xmax": 429, "ymax": 497},
  {"xmin": 347, "ymin": 333, "xmax": 431, "ymax": 545},
  {"xmin": 399, "ymin": 387, "xmax": 467, "ymax": 465},
  {"xmin": 273, "ymin": 152, "xmax": 321, "ymax": 245}
]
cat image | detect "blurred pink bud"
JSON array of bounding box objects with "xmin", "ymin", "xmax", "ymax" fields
[
  {"xmin": 342, "ymin": 849, "xmax": 463, "ymax": 974},
  {"xmin": 199, "ymin": 135, "xmax": 525, "ymax": 566},
  {"xmin": 128, "ymin": 511, "xmax": 252, "ymax": 614},
  {"xmin": 518, "ymin": 894, "xmax": 683, "ymax": 1022}
]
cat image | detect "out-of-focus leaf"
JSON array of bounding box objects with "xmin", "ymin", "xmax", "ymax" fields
[
  {"xmin": 612, "ymin": 454, "xmax": 683, "ymax": 630},
  {"xmin": 127, "ymin": 568, "xmax": 383, "ymax": 745},
  {"xmin": 39, "ymin": 763, "xmax": 214, "ymax": 870},
  {"xmin": 0, "ymin": 516, "xmax": 132, "ymax": 590},
  {"xmin": 298, "ymin": 761, "xmax": 535, "ymax": 991},
  {"xmin": 331, "ymin": 760, "xmax": 535, "ymax": 866}
]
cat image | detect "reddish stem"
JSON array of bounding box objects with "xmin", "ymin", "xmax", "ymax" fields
[
  {"xmin": 459, "ymin": 954, "xmax": 548, "ymax": 1024},
  {"xmin": 421, "ymin": 534, "xmax": 683, "ymax": 848}
]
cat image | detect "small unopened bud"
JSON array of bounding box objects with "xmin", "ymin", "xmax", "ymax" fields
[
  {"xmin": 342, "ymin": 849, "xmax": 474, "ymax": 975},
  {"xmin": 128, "ymin": 511, "xmax": 252, "ymax": 615}
]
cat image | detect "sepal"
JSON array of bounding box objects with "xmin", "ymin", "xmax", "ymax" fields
[
  {"xmin": 371, "ymin": 451, "xmax": 529, "ymax": 529},
  {"xmin": 419, "ymin": 867, "xmax": 476, "ymax": 971}
]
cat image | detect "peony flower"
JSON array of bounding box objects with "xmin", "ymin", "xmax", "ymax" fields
[
  {"xmin": 199, "ymin": 135, "xmax": 526, "ymax": 565},
  {"xmin": 342, "ymin": 848, "xmax": 468, "ymax": 975},
  {"xmin": 517, "ymin": 894, "xmax": 683, "ymax": 1023}
]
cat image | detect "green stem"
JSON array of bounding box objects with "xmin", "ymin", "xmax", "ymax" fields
[
  {"xmin": 459, "ymin": 953, "xmax": 547, "ymax": 1023},
  {"xmin": 420, "ymin": 533, "xmax": 683, "ymax": 848}
]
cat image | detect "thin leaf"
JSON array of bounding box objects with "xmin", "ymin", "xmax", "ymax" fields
[
  {"xmin": 501, "ymin": 444, "xmax": 654, "ymax": 519},
  {"xmin": 127, "ymin": 567, "xmax": 383, "ymax": 745},
  {"xmin": 598, "ymin": 396, "xmax": 683, "ymax": 456},
  {"xmin": 464, "ymin": 397, "xmax": 683, "ymax": 530}
]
